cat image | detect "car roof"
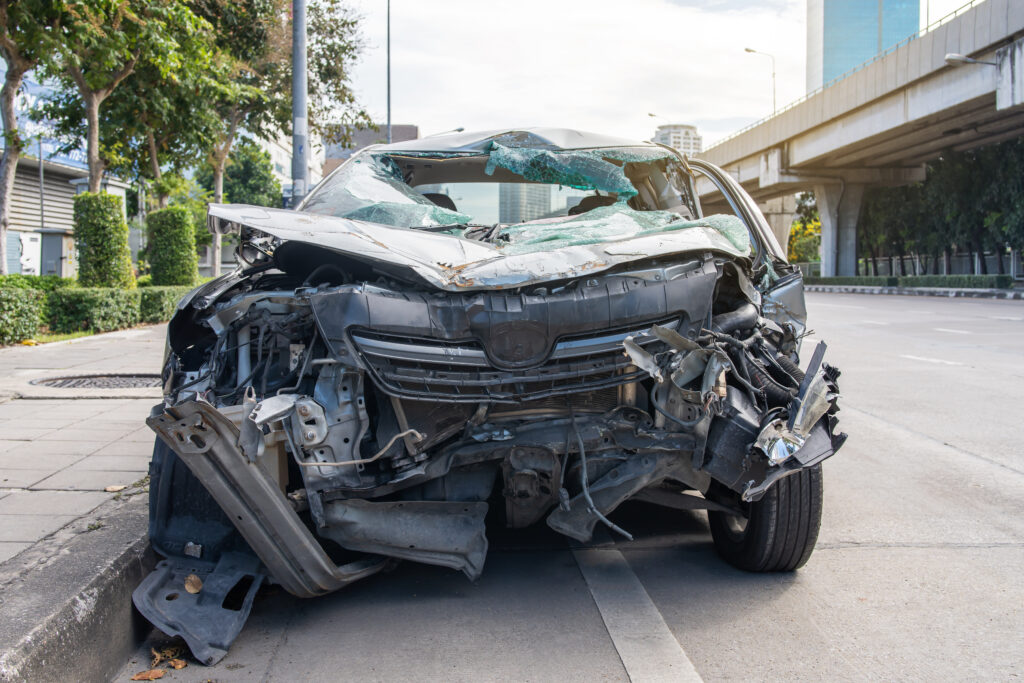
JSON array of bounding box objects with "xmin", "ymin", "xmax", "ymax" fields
[{"xmin": 371, "ymin": 127, "xmax": 660, "ymax": 154}]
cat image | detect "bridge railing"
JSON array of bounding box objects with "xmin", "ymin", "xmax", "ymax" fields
[{"xmin": 707, "ymin": 0, "xmax": 988, "ymax": 150}]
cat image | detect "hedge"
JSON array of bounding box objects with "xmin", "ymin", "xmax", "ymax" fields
[
  {"xmin": 73, "ymin": 192, "xmax": 135, "ymax": 289},
  {"xmin": 148, "ymin": 206, "xmax": 198, "ymax": 286},
  {"xmin": 0, "ymin": 274, "xmax": 77, "ymax": 291},
  {"xmin": 897, "ymin": 274, "xmax": 1013, "ymax": 289},
  {"xmin": 140, "ymin": 286, "xmax": 192, "ymax": 323},
  {"xmin": 804, "ymin": 275, "xmax": 1013, "ymax": 289},
  {"xmin": 47, "ymin": 288, "xmax": 141, "ymax": 333},
  {"xmin": 0, "ymin": 289, "xmax": 45, "ymax": 345},
  {"xmin": 804, "ymin": 276, "xmax": 898, "ymax": 286}
]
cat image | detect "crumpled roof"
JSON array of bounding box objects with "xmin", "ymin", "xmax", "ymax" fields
[{"xmin": 370, "ymin": 127, "xmax": 661, "ymax": 155}]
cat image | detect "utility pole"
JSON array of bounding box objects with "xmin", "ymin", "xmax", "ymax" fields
[
  {"xmin": 292, "ymin": 0, "xmax": 309, "ymax": 206},
  {"xmin": 386, "ymin": 0, "xmax": 392, "ymax": 143}
]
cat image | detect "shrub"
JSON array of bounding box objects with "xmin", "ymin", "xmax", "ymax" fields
[
  {"xmin": 0, "ymin": 274, "xmax": 77, "ymax": 291},
  {"xmin": 136, "ymin": 274, "xmax": 153, "ymax": 287},
  {"xmin": 140, "ymin": 286, "xmax": 193, "ymax": 323},
  {"xmin": 897, "ymin": 274, "xmax": 1013, "ymax": 289},
  {"xmin": 0, "ymin": 289, "xmax": 44, "ymax": 345},
  {"xmin": 73, "ymin": 192, "xmax": 135, "ymax": 289},
  {"xmin": 47, "ymin": 288, "xmax": 140, "ymax": 333},
  {"xmin": 804, "ymin": 276, "xmax": 897, "ymax": 287},
  {"xmin": 148, "ymin": 206, "xmax": 199, "ymax": 286}
]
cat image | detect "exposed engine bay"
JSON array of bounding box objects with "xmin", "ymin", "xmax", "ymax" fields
[{"xmin": 133, "ymin": 129, "xmax": 846, "ymax": 665}]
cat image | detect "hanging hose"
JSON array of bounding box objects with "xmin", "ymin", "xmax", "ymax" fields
[
  {"xmin": 775, "ymin": 354, "xmax": 806, "ymax": 383},
  {"xmin": 649, "ymin": 384, "xmax": 704, "ymax": 428}
]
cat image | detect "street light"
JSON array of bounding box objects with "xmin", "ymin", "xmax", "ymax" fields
[
  {"xmin": 744, "ymin": 47, "xmax": 776, "ymax": 115},
  {"xmin": 944, "ymin": 52, "xmax": 998, "ymax": 67}
]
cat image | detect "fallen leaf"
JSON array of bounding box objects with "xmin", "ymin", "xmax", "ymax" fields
[
  {"xmin": 184, "ymin": 574, "xmax": 203, "ymax": 594},
  {"xmin": 151, "ymin": 642, "xmax": 186, "ymax": 667},
  {"xmin": 20, "ymin": 339, "xmax": 38, "ymax": 346},
  {"xmin": 105, "ymin": 485, "xmax": 128, "ymax": 493},
  {"xmin": 167, "ymin": 659, "xmax": 187, "ymax": 670},
  {"xmin": 130, "ymin": 670, "xmax": 165, "ymax": 681}
]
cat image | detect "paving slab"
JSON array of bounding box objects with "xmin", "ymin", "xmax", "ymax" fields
[
  {"xmin": 0, "ymin": 514, "xmax": 78, "ymax": 542},
  {"xmin": 0, "ymin": 469, "xmax": 53, "ymax": 488},
  {"xmin": 0, "ymin": 490, "xmax": 112, "ymax": 516}
]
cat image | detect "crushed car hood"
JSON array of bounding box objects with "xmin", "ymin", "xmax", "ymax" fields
[{"xmin": 208, "ymin": 203, "xmax": 748, "ymax": 292}]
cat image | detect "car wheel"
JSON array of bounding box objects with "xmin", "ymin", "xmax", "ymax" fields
[{"xmin": 707, "ymin": 465, "xmax": 823, "ymax": 572}]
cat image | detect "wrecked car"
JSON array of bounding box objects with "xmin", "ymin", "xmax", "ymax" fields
[{"xmin": 134, "ymin": 128, "xmax": 846, "ymax": 664}]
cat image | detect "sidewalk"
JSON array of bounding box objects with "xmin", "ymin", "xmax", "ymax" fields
[{"xmin": 0, "ymin": 326, "xmax": 165, "ymax": 682}]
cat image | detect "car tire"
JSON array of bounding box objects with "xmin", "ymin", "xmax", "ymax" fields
[{"xmin": 707, "ymin": 465, "xmax": 823, "ymax": 572}]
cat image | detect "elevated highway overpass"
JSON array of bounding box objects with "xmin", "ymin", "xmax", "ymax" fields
[{"xmin": 695, "ymin": 0, "xmax": 1024, "ymax": 275}]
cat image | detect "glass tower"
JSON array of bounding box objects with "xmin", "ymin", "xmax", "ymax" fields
[{"xmin": 807, "ymin": 0, "xmax": 920, "ymax": 92}]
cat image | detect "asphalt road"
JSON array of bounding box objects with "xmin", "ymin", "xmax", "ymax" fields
[{"xmin": 117, "ymin": 293, "xmax": 1024, "ymax": 682}]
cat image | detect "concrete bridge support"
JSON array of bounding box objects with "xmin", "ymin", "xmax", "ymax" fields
[{"xmin": 816, "ymin": 182, "xmax": 865, "ymax": 277}]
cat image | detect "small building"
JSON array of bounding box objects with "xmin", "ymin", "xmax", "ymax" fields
[
  {"xmin": 322, "ymin": 124, "xmax": 419, "ymax": 176},
  {"xmin": 652, "ymin": 124, "xmax": 703, "ymax": 157}
]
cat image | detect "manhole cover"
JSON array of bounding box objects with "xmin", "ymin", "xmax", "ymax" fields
[{"xmin": 31, "ymin": 374, "xmax": 162, "ymax": 389}]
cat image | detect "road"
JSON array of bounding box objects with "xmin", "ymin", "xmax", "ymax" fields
[{"xmin": 116, "ymin": 293, "xmax": 1024, "ymax": 682}]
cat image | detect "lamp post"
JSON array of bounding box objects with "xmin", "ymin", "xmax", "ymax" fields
[
  {"xmin": 744, "ymin": 47, "xmax": 776, "ymax": 115},
  {"xmin": 292, "ymin": 0, "xmax": 308, "ymax": 205},
  {"xmin": 944, "ymin": 52, "xmax": 998, "ymax": 67},
  {"xmin": 386, "ymin": 0, "xmax": 391, "ymax": 144}
]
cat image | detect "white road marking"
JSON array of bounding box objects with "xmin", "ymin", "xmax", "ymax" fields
[
  {"xmin": 933, "ymin": 327, "xmax": 970, "ymax": 334},
  {"xmin": 573, "ymin": 546, "xmax": 703, "ymax": 682},
  {"xmin": 862, "ymin": 320, "xmax": 888, "ymax": 326},
  {"xmin": 812, "ymin": 303, "xmax": 865, "ymax": 309},
  {"xmin": 900, "ymin": 354, "xmax": 963, "ymax": 366},
  {"xmin": 992, "ymin": 316, "xmax": 1023, "ymax": 322}
]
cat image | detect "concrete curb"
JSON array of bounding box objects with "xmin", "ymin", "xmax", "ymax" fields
[
  {"xmin": 0, "ymin": 495, "xmax": 154, "ymax": 683},
  {"xmin": 805, "ymin": 284, "xmax": 1024, "ymax": 300}
]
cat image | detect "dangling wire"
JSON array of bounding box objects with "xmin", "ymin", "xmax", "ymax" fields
[{"xmin": 569, "ymin": 405, "xmax": 633, "ymax": 541}]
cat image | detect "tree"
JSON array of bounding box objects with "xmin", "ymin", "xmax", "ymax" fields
[
  {"xmin": 0, "ymin": 0, "xmax": 63, "ymax": 275},
  {"xmin": 41, "ymin": 0, "xmax": 211, "ymax": 192},
  {"xmin": 197, "ymin": 137, "xmax": 282, "ymax": 207},
  {"xmin": 196, "ymin": 0, "xmax": 369, "ymax": 276}
]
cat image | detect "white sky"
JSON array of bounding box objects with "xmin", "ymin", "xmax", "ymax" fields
[{"xmin": 343, "ymin": 0, "xmax": 972, "ymax": 147}]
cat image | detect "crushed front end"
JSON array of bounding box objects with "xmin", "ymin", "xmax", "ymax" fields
[{"xmin": 133, "ymin": 131, "xmax": 846, "ymax": 664}]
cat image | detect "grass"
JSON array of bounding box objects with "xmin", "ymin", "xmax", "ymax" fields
[{"xmin": 32, "ymin": 330, "xmax": 95, "ymax": 344}]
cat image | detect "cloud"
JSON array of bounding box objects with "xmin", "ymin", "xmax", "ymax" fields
[{"xmin": 343, "ymin": 0, "xmax": 805, "ymax": 147}]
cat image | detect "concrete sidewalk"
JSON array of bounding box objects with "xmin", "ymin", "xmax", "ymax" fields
[{"xmin": 0, "ymin": 325, "xmax": 165, "ymax": 682}]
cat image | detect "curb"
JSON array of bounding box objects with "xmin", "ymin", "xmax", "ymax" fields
[
  {"xmin": 804, "ymin": 284, "xmax": 1024, "ymax": 300},
  {"xmin": 0, "ymin": 495, "xmax": 154, "ymax": 683}
]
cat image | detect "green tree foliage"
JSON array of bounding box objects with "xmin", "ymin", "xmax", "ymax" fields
[
  {"xmin": 195, "ymin": 0, "xmax": 368, "ymax": 275},
  {"xmin": 197, "ymin": 138, "xmax": 281, "ymax": 207},
  {"xmin": 39, "ymin": 0, "xmax": 213, "ymax": 192},
  {"xmin": 73, "ymin": 193, "xmax": 135, "ymax": 288},
  {"xmin": 0, "ymin": 0, "xmax": 64, "ymax": 274},
  {"xmin": 147, "ymin": 206, "xmax": 198, "ymax": 285},
  {"xmin": 855, "ymin": 136, "xmax": 1024, "ymax": 276}
]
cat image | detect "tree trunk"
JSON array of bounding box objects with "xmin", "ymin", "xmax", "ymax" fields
[
  {"xmin": 0, "ymin": 63, "xmax": 27, "ymax": 275},
  {"xmin": 996, "ymin": 246, "xmax": 1005, "ymax": 274},
  {"xmin": 210, "ymin": 160, "xmax": 227, "ymax": 277},
  {"xmin": 147, "ymin": 131, "xmax": 168, "ymax": 208},
  {"xmin": 944, "ymin": 247, "xmax": 952, "ymax": 275},
  {"xmin": 870, "ymin": 247, "xmax": 878, "ymax": 276},
  {"xmin": 974, "ymin": 239, "xmax": 988, "ymax": 274},
  {"xmin": 84, "ymin": 93, "xmax": 105, "ymax": 192},
  {"xmin": 898, "ymin": 247, "xmax": 907, "ymax": 276}
]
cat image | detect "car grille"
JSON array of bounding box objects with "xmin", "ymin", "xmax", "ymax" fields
[{"xmin": 351, "ymin": 324, "xmax": 671, "ymax": 403}]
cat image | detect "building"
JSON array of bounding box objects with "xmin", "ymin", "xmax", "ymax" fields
[
  {"xmin": 806, "ymin": 0, "xmax": 920, "ymax": 92},
  {"xmin": 499, "ymin": 183, "xmax": 550, "ymax": 223},
  {"xmin": 652, "ymin": 124, "xmax": 703, "ymax": 156},
  {"xmin": 322, "ymin": 124, "xmax": 419, "ymax": 176}
]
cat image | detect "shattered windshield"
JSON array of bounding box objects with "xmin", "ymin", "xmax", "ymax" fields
[{"xmin": 299, "ymin": 139, "xmax": 752, "ymax": 256}]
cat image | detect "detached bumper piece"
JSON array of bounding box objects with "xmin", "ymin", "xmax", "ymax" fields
[{"xmin": 132, "ymin": 553, "xmax": 263, "ymax": 666}]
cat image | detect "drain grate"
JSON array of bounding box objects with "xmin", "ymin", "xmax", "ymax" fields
[{"xmin": 32, "ymin": 374, "xmax": 162, "ymax": 389}]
